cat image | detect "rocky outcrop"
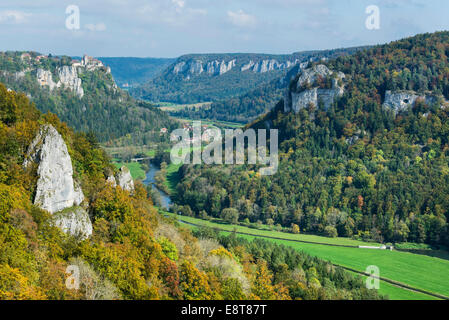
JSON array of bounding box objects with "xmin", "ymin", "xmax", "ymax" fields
[
  {"xmin": 58, "ymin": 66, "xmax": 84, "ymax": 98},
  {"xmin": 24, "ymin": 124, "xmax": 92, "ymax": 239},
  {"xmin": 106, "ymin": 175, "xmax": 117, "ymax": 187},
  {"xmin": 36, "ymin": 66, "xmax": 84, "ymax": 98},
  {"xmin": 241, "ymin": 59, "xmax": 300, "ymax": 73},
  {"xmin": 383, "ymin": 90, "xmax": 437, "ymax": 115},
  {"xmin": 36, "ymin": 69, "xmax": 57, "ymax": 90},
  {"xmin": 116, "ymin": 166, "xmax": 134, "ymax": 192},
  {"xmin": 172, "ymin": 57, "xmax": 300, "ymax": 77},
  {"xmin": 52, "ymin": 207, "xmax": 92, "ymax": 240},
  {"xmin": 284, "ymin": 64, "xmax": 345, "ymax": 113},
  {"xmin": 206, "ymin": 60, "xmax": 236, "ymax": 75},
  {"xmin": 24, "ymin": 125, "xmax": 85, "ymax": 214}
]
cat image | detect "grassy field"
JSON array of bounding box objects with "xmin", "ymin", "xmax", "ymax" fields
[
  {"xmin": 113, "ymin": 162, "xmax": 146, "ymax": 180},
  {"xmin": 164, "ymin": 212, "xmax": 449, "ymax": 300},
  {"xmin": 165, "ymin": 162, "xmax": 183, "ymax": 194},
  {"xmin": 164, "ymin": 213, "xmax": 380, "ymax": 246},
  {"xmin": 102, "ymin": 145, "xmax": 157, "ymax": 160},
  {"xmin": 174, "ymin": 117, "xmax": 244, "ymax": 129},
  {"xmin": 157, "ymin": 102, "xmax": 212, "ymax": 112}
]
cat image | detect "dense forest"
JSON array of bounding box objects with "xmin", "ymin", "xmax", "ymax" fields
[
  {"xmin": 0, "ymin": 52, "xmax": 178, "ymax": 144},
  {"xmin": 173, "ymin": 32, "xmax": 449, "ymax": 248},
  {"xmin": 0, "ymin": 83, "xmax": 382, "ymax": 300}
]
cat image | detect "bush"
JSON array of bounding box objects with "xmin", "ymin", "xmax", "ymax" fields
[
  {"xmin": 221, "ymin": 208, "xmax": 239, "ymax": 224},
  {"xmin": 291, "ymin": 224, "xmax": 300, "ymax": 234},
  {"xmin": 324, "ymin": 226, "xmax": 338, "ymax": 238}
]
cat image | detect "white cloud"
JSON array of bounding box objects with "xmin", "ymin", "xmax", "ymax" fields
[
  {"xmin": 227, "ymin": 10, "xmax": 257, "ymax": 28},
  {"xmin": 85, "ymin": 23, "xmax": 107, "ymax": 32},
  {"xmin": 0, "ymin": 10, "xmax": 31, "ymax": 24}
]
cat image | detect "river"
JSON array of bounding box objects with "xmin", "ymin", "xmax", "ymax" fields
[{"xmin": 143, "ymin": 163, "xmax": 173, "ymax": 210}]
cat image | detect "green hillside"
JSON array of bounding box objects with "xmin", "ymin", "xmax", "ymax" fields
[
  {"xmin": 0, "ymin": 51, "xmax": 178, "ymax": 144},
  {"xmin": 174, "ymin": 32, "xmax": 449, "ymax": 249}
]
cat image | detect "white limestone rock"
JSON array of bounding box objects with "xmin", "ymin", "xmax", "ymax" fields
[
  {"xmin": 52, "ymin": 207, "xmax": 93, "ymax": 240},
  {"xmin": 285, "ymin": 64, "xmax": 345, "ymax": 113},
  {"xmin": 291, "ymin": 88, "xmax": 318, "ymax": 112},
  {"xmin": 189, "ymin": 60, "xmax": 204, "ymax": 75},
  {"xmin": 241, "ymin": 60, "xmax": 255, "ymax": 72},
  {"xmin": 173, "ymin": 62, "xmax": 187, "ymax": 74},
  {"xmin": 106, "ymin": 175, "xmax": 117, "ymax": 187},
  {"xmin": 219, "ymin": 59, "xmax": 236, "ymax": 75},
  {"xmin": 58, "ymin": 66, "xmax": 84, "ymax": 98},
  {"xmin": 37, "ymin": 66, "xmax": 84, "ymax": 98},
  {"xmin": 36, "ymin": 69, "xmax": 57, "ymax": 90},
  {"xmin": 295, "ymin": 64, "xmax": 334, "ymax": 90},
  {"xmin": 382, "ymin": 90, "xmax": 438, "ymax": 116},
  {"xmin": 23, "ymin": 124, "xmax": 85, "ymax": 214},
  {"xmin": 116, "ymin": 166, "xmax": 134, "ymax": 192}
]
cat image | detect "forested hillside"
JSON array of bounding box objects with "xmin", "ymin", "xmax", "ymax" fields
[
  {"xmin": 132, "ymin": 48, "xmax": 366, "ymax": 105},
  {"xmin": 0, "ymin": 52, "xmax": 178, "ymax": 144},
  {"xmin": 161, "ymin": 47, "xmax": 368, "ymax": 122},
  {"xmin": 0, "ymin": 84, "xmax": 382, "ymax": 300},
  {"xmin": 174, "ymin": 32, "xmax": 449, "ymax": 248}
]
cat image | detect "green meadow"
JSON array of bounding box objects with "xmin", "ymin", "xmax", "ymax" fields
[{"xmin": 164, "ymin": 212, "xmax": 449, "ymax": 300}]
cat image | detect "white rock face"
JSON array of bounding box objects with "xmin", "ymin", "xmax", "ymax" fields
[
  {"xmin": 53, "ymin": 207, "xmax": 93, "ymax": 240},
  {"xmin": 106, "ymin": 175, "xmax": 117, "ymax": 187},
  {"xmin": 173, "ymin": 61, "xmax": 187, "ymax": 74},
  {"xmin": 382, "ymin": 90, "xmax": 438, "ymax": 115},
  {"xmin": 285, "ymin": 64, "xmax": 345, "ymax": 113},
  {"xmin": 295, "ymin": 64, "xmax": 333, "ymax": 90},
  {"xmin": 291, "ymin": 88, "xmax": 318, "ymax": 112},
  {"xmin": 58, "ymin": 66, "xmax": 84, "ymax": 98},
  {"xmin": 36, "ymin": 66, "xmax": 84, "ymax": 98},
  {"xmin": 173, "ymin": 57, "xmax": 301, "ymax": 77},
  {"xmin": 241, "ymin": 60, "xmax": 255, "ymax": 72},
  {"xmin": 116, "ymin": 166, "xmax": 134, "ymax": 192},
  {"xmin": 205, "ymin": 60, "xmax": 236, "ymax": 75},
  {"xmin": 24, "ymin": 125, "xmax": 85, "ymax": 214},
  {"xmin": 37, "ymin": 69, "xmax": 57, "ymax": 90},
  {"xmin": 241, "ymin": 59, "xmax": 300, "ymax": 73},
  {"xmin": 189, "ymin": 60, "xmax": 204, "ymax": 75}
]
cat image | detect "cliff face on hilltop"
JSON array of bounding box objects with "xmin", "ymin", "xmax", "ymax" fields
[
  {"xmin": 284, "ymin": 64, "xmax": 345, "ymax": 113},
  {"xmin": 163, "ymin": 47, "xmax": 368, "ymax": 122},
  {"xmin": 0, "ymin": 52, "xmax": 178, "ymax": 143},
  {"xmin": 132, "ymin": 48, "xmax": 367, "ymax": 105}
]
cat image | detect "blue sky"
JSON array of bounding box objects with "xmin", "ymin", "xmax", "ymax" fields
[{"xmin": 0, "ymin": 0, "xmax": 448, "ymax": 57}]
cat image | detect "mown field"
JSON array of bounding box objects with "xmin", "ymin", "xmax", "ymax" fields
[
  {"xmin": 164, "ymin": 212, "xmax": 449, "ymax": 300},
  {"xmin": 165, "ymin": 162, "xmax": 182, "ymax": 194}
]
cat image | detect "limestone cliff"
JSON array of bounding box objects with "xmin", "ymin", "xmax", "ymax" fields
[
  {"xmin": 172, "ymin": 57, "xmax": 300, "ymax": 77},
  {"xmin": 242, "ymin": 59, "xmax": 299, "ymax": 73},
  {"xmin": 23, "ymin": 124, "xmax": 92, "ymax": 239},
  {"xmin": 36, "ymin": 66, "xmax": 84, "ymax": 98},
  {"xmin": 383, "ymin": 90, "xmax": 438, "ymax": 115},
  {"xmin": 284, "ymin": 64, "xmax": 345, "ymax": 113},
  {"xmin": 36, "ymin": 69, "xmax": 57, "ymax": 91},
  {"xmin": 116, "ymin": 166, "xmax": 134, "ymax": 192},
  {"xmin": 52, "ymin": 207, "xmax": 93, "ymax": 240},
  {"xmin": 58, "ymin": 66, "xmax": 84, "ymax": 98}
]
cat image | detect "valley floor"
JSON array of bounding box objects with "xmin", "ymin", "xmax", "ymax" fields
[{"xmin": 162, "ymin": 211, "xmax": 449, "ymax": 301}]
